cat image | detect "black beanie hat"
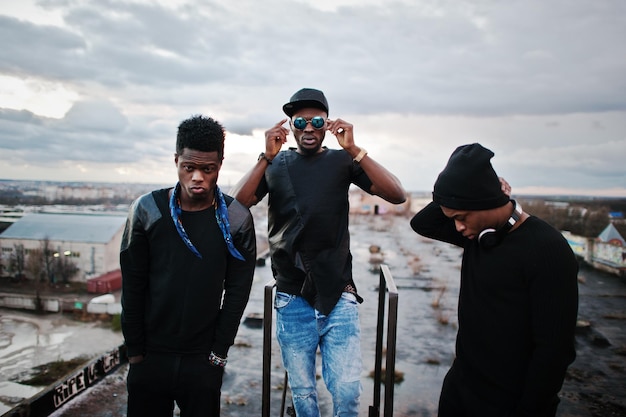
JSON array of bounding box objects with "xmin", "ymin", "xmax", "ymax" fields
[
  {"xmin": 283, "ymin": 88, "xmax": 329, "ymax": 117},
  {"xmin": 433, "ymin": 143, "xmax": 510, "ymax": 210}
]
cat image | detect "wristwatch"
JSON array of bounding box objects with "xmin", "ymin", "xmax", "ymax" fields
[{"xmin": 258, "ymin": 152, "xmax": 273, "ymax": 164}]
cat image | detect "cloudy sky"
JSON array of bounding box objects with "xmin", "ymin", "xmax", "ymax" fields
[{"xmin": 1, "ymin": 0, "xmax": 624, "ymax": 196}]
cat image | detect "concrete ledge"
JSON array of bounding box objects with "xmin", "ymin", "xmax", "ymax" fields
[
  {"xmin": 1, "ymin": 345, "xmax": 128, "ymax": 417},
  {"xmin": 0, "ymin": 293, "xmax": 60, "ymax": 313}
]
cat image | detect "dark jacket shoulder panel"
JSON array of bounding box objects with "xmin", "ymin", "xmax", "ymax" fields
[
  {"xmin": 225, "ymin": 194, "xmax": 256, "ymax": 260},
  {"xmin": 120, "ymin": 191, "xmax": 165, "ymax": 252}
]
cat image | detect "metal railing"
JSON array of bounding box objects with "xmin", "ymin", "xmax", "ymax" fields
[
  {"xmin": 369, "ymin": 264, "xmax": 399, "ymax": 417},
  {"xmin": 261, "ymin": 264, "xmax": 398, "ymax": 417},
  {"xmin": 262, "ymin": 278, "xmax": 277, "ymax": 417}
]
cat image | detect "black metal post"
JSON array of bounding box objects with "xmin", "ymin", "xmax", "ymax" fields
[
  {"xmin": 262, "ymin": 279, "xmax": 276, "ymax": 417},
  {"xmin": 381, "ymin": 264, "xmax": 399, "ymax": 417},
  {"xmin": 369, "ymin": 268, "xmax": 387, "ymax": 417},
  {"xmin": 369, "ymin": 264, "xmax": 399, "ymax": 417}
]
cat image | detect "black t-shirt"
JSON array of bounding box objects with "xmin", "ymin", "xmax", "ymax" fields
[{"xmin": 257, "ymin": 148, "xmax": 372, "ymax": 314}]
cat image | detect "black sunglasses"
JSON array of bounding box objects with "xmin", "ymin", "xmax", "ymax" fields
[{"xmin": 292, "ymin": 116, "xmax": 326, "ymax": 130}]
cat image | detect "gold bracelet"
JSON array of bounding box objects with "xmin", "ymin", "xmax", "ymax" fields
[{"xmin": 354, "ymin": 147, "xmax": 367, "ymax": 163}]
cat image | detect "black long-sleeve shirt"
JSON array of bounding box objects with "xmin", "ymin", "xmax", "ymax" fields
[
  {"xmin": 411, "ymin": 202, "xmax": 578, "ymax": 416},
  {"xmin": 120, "ymin": 188, "xmax": 256, "ymax": 358}
]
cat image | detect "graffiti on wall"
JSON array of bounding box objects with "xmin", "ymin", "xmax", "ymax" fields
[
  {"xmin": 52, "ymin": 348, "xmax": 121, "ymax": 408},
  {"xmin": 4, "ymin": 345, "xmax": 129, "ymax": 417},
  {"xmin": 563, "ymin": 231, "xmax": 626, "ymax": 277},
  {"xmin": 593, "ymin": 241, "xmax": 626, "ymax": 268},
  {"xmin": 563, "ymin": 232, "xmax": 587, "ymax": 258}
]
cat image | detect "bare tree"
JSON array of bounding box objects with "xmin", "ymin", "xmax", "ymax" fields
[
  {"xmin": 9, "ymin": 244, "xmax": 25, "ymax": 281},
  {"xmin": 41, "ymin": 238, "xmax": 55, "ymax": 284},
  {"xmin": 522, "ymin": 199, "xmax": 610, "ymax": 237},
  {"xmin": 25, "ymin": 248, "xmax": 45, "ymax": 282},
  {"xmin": 54, "ymin": 253, "xmax": 79, "ymax": 284},
  {"xmin": 583, "ymin": 207, "xmax": 610, "ymax": 237},
  {"xmin": 24, "ymin": 247, "xmax": 46, "ymax": 312}
]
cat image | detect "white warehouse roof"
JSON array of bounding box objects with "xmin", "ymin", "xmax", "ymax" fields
[{"xmin": 0, "ymin": 213, "xmax": 127, "ymax": 244}]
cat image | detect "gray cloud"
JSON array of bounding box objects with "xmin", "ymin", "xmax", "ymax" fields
[{"xmin": 0, "ymin": 0, "xmax": 624, "ymax": 195}]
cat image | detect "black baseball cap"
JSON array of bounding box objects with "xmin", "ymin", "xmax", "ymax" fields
[{"xmin": 282, "ymin": 88, "xmax": 329, "ymax": 117}]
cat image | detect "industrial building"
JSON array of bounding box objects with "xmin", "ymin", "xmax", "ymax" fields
[{"xmin": 0, "ymin": 212, "xmax": 126, "ymax": 282}]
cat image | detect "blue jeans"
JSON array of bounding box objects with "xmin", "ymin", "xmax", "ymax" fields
[{"xmin": 275, "ymin": 291, "xmax": 363, "ymax": 417}]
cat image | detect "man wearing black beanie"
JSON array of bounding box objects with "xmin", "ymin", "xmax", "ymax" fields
[{"xmin": 410, "ymin": 143, "xmax": 579, "ymax": 417}]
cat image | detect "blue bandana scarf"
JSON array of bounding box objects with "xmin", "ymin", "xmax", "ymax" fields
[{"xmin": 169, "ymin": 183, "xmax": 245, "ymax": 261}]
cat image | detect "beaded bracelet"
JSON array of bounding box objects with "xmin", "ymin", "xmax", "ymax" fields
[{"xmin": 208, "ymin": 351, "xmax": 228, "ymax": 367}]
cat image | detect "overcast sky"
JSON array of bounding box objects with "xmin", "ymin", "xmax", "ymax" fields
[{"xmin": 1, "ymin": 0, "xmax": 624, "ymax": 196}]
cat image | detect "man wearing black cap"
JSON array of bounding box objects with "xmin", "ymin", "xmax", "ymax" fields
[
  {"xmin": 233, "ymin": 88, "xmax": 406, "ymax": 416},
  {"xmin": 410, "ymin": 143, "xmax": 578, "ymax": 417}
]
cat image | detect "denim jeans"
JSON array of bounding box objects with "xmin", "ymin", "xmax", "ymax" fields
[{"xmin": 275, "ymin": 291, "xmax": 363, "ymax": 417}]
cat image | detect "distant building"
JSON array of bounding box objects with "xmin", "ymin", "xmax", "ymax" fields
[
  {"xmin": 348, "ymin": 189, "xmax": 411, "ymax": 215},
  {"xmin": 0, "ymin": 207, "xmax": 25, "ymax": 233},
  {"xmin": 597, "ymin": 223, "xmax": 626, "ymax": 246},
  {"xmin": 0, "ymin": 213, "xmax": 126, "ymax": 281},
  {"xmin": 42, "ymin": 184, "xmax": 116, "ymax": 201},
  {"xmin": 565, "ymin": 222, "xmax": 626, "ymax": 277},
  {"xmin": 407, "ymin": 192, "xmax": 433, "ymax": 215}
]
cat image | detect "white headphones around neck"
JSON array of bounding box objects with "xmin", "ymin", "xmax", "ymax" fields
[{"xmin": 478, "ymin": 200, "xmax": 523, "ymax": 249}]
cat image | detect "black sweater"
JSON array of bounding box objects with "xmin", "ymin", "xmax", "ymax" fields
[
  {"xmin": 411, "ymin": 202, "xmax": 578, "ymax": 416},
  {"xmin": 120, "ymin": 188, "xmax": 256, "ymax": 358}
]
